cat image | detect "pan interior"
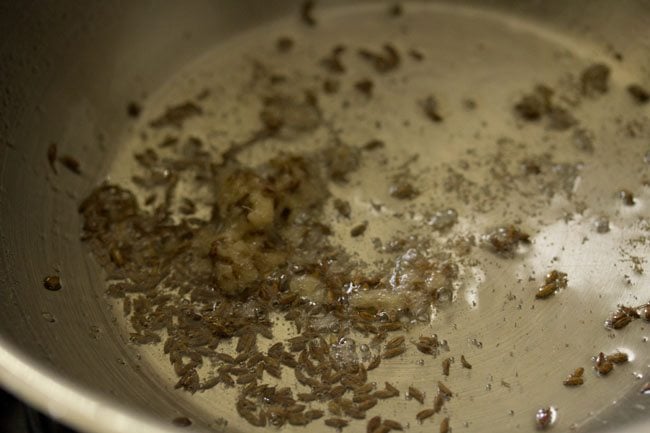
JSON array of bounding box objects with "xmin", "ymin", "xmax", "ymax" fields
[{"xmin": 96, "ymin": 2, "xmax": 650, "ymax": 432}]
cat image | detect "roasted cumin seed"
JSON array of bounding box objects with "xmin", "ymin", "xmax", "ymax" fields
[
  {"xmin": 536, "ymin": 270, "xmax": 568, "ymax": 299},
  {"xmin": 355, "ymin": 383, "xmax": 375, "ymax": 395},
  {"xmin": 294, "ymin": 368, "xmax": 309, "ymax": 385},
  {"xmin": 340, "ymin": 375, "xmax": 359, "ymax": 389},
  {"xmin": 172, "ymin": 416, "xmax": 192, "ymax": 427},
  {"xmin": 327, "ymin": 401, "xmax": 342, "ymax": 416},
  {"xmin": 439, "ymin": 417, "xmax": 450, "ymax": 433},
  {"xmin": 605, "ymin": 305, "xmax": 639, "ymax": 329},
  {"xmin": 357, "ymin": 365, "xmax": 368, "ymax": 383},
  {"xmin": 299, "ymin": 0, "xmax": 317, "ymax": 26},
  {"xmin": 367, "ymin": 355, "xmax": 381, "ymax": 370},
  {"xmin": 355, "ymin": 79, "xmax": 374, "ymax": 97},
  {"xmin": 215, "ymin": 352, "xmax": 235, "ymax": 364},
  {"xmin": 320, "ymin": 45, "xmax": 346, "ymax": 74},
  {"xmin": 47, "ymin": 143, "xmax": 57, "ymax": 173},
  {"xmin": 442, "ymin": 358, "xmax": 451, "ymax": 376},
  {"xmin": 241, "ymin": 382, "xmax": 258, "ymax": 396},
  {"xmin": 408, "ymin": 48, "xmax": 424, "ymax": 61},
  {"xmin": 218, "ymin": 372, "xmax": 234, "ymax": 387},
  {"xmin": 59, "ymin": 155, "xmax": 81, "ymax": 174},
  {"xmin": 323, "ymin": 78, "xmax": 340, "ymax": 94},
  {"xmin": 609, "ymin": 314, "xmax": 633, "ymax": 330},
  {"xmin": 389, "ymin": 180, "xmax": 418, "ymax": 200},
  {"xmin": 268, "ymin": 342, "xmax": 284, "ymax": 357},
  {"xmin": 373, "ymin": 389, "xmax": 396, "ymax": 399},
  {"xmin": 438, "ymin": 381, "xmax": 453, "ymax": 398},
  {"xmin": 536, "ymin": 283, "xmax": 557, "ymax": 299},
  {"xmin": 545, "ymin": 270, "xmax": 567, "ymax": 287},
  {"xmin": 127, "ymin": 101, "xmax": 142, "ymax": 118},
  {"xmin": 306, "ymin": 409, "xmax": 325, "ymax": 420},
  {"xmin": 619, "ymin": 189, "xmax": 636, "ymax": 206},
  {"xmin": 385, "ymin": 336, "xmax": 405, "ymax": 350},
  {"xmin": 620, "ymin": 305, "xmax": 641, "ymax": 318},
  {"xmin": 356, "ymin": 397, "xmax": 378, "ymax": 411},
  {"xmin": 433, "ymin": 393, "xmax": 444, "ymax": 413},
  {"xmin": 245, "ymin": 412, "xmax": 267, "ymax": 427},
  {"xmin": 606, "ymin": 351, "xmax": 629, "ymax": 364},
  {"xmin": 287, "ymin": 404, "xmax": 306, "ymax": 413},
  {"xmin": 382, "ymin": 346, "xmax": 405, "ymax": 359},
  {"xmin": 484, "ymin": 225, "xmax": 530, "ymax": 255},
  {"xmin": 344, "ymin": 406, "xmax": 366, "ymax": 419},
  {"xmin": 370, "ymin": 332, "xmax": 387, "ymax": 346},
  {"xmin": 324, "ymin": 371, "xmax": 344, "ymax": 385},
  {"xmin": 288, "ymin": 413, "xmax": 310, "ymax": 426},
  {"xmin": 234, "ymin": 351, "xmax": 251, "ymax": 364},
  {"xmin": 235, "ymin": 397, "xmax": 256, "ymax": 416},
  {"xmin": 563, "ymin": 376, "xmax": 584, "ymax": 387},
  {"xmin": 280, "ymin": 352, "xmax": 298, "ymax": 368},
  {"xmin": 581, "ymin": 63, "xmax": 610, "ymax": 95},
  {"xmin": 562, "ymin": 368, "xmax": 584, "ymax": 386},
  {"xmin": 419, "ymin": 336, "xmax": 439, "ymax": 346},
  {"xmin": 276, "ymin": 36, "xmax": 294, "ymax": 53},
  {"xmin": 384, "ymin": 382, "xmax": 399, "ymax": 396},
  {"xmin": 460, "ymin": 354, "xmax": 472, "ymax": 369},
  {"xmin": 357, "ymin": 44, "xmax": 400, "ymax": 74},
  {"xmin": 247, "ymin": 352, "xmax": 265, "ymax": 367},
  {"xmin": 416, "ymin": 408, "xmax": 435, "ymax": 422},
  {"xmin": 43, "ymin": 275, "xmax": 62, "ymax": 291},
  {"xmin": 236, "ymin": 372, "xmax": 257, "ymax": 385},
  {"xmin": 298, "ymin": 392, "xmax": 317, "ymax": 402},
  {"xmin": 367, "ymin": 416, "xmax": 382, "ymax": 433},
  {"xmin": 267, "ymin": 410, "xmax": 286, "ymax": 427},
  {"xmin": 264, "ymin": 363, "xmax": 282, "ymax": 379},
  {"xmin": 388, "ymin": 3, "xmax": 403, "ymax": 17},
  {"xmin": 420, "ymin": 95, "xmax": 443, "ymax": 122},
  {"xmin": 350, "ymin": 221, "xmax": 368, "ymax": 237},
  {"xmin": 627, "ymin": 84, "xmax": 650, "ymax": 104},
  {"xmin": 594, "ymin": 352, "xmax": 614, "ymax": 376},
  {"xmin": 288, "ymin": 336, "xmax": 308, "ymax": 352},
  {"xmin": 329, "ymin": 385, "xmax": 346, "ymax": 399},
  {"xmin": 408, "ymin": 386, "xmax": 424, "ymax": 404},
  {"xmin": 325, "ymin": 417, "xmax": 349, "ymax": 429},
  {"xmin": 414, "ymin": 335, "xmax": 438, "ymax": 355},
  {"xmin": 109, "ymin": 248, "xmax": 125, "ymax": 266},
  {"xmin": 353, "ymin": 393, "xmax": 371, "ymax": 403},
  {"xmin": 363, "ymin": 139, "xmax": 385, "ymax": 151},
  {"xmin": 333, "ymin": 199, "xmax": 351, "ymax": 218},
  {"xmin": 383, "ymin": 419, "xmax": 404, "ymax": 430}
]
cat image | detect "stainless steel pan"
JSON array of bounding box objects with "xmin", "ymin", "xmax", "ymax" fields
[{"xmin": 1, "ymin": 1, "xmax": 649, "ymax": 432}]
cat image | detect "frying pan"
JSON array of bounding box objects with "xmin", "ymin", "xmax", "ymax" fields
[{"xmin": 1, "ymin": 1, "xmax": 649, "ymax": 432}]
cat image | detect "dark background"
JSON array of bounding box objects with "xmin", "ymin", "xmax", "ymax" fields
[{"xmin": 0, "ymin": 389, "xmax": 76, "ymax": 433}]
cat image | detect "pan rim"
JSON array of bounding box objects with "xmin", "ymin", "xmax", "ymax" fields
[{"xmin": 0, "ymin": 335, "xmax": 181, "ymax": 433}]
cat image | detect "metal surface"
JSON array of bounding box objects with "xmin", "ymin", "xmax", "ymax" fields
[{"xmin": 0, "ymin": 1, "xmax": 649, "ymax": 433}]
